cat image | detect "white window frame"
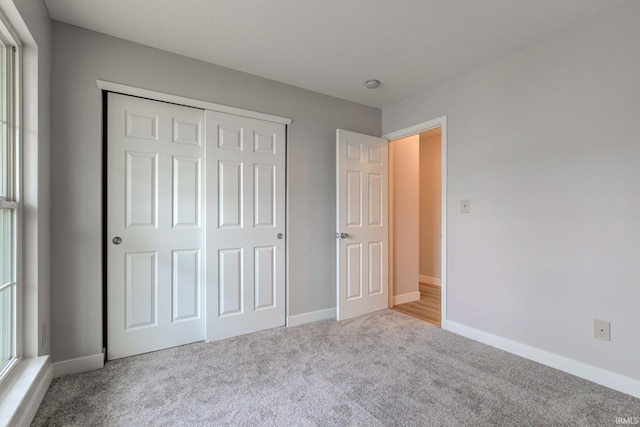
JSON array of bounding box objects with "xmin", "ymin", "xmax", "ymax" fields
[{"xmin": 0, "ymin": 10, "xmax": 21, "ymax": 385}]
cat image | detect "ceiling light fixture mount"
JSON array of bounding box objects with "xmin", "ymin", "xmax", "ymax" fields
[{"xmin": 364, "ymin": 79, "xmax": 381, "ymax": 89}]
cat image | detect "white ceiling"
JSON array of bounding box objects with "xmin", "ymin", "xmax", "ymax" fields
[{"xmin": 44, "ymin": 0, "xmax": 633, "ymax": 109}]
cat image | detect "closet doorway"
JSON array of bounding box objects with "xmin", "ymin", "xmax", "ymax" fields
[{"xmin": 103, "ymin": 86, "xmax": 290, "ymax": 360}]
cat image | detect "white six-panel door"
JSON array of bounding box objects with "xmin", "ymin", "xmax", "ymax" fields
[
  {"xmin": 107, "ymin": 93, "xmax": 205, "ymax": 359},
  {"xmin": 205, "ymin": 111, "xmax": 286, "ymax": 341},
  {"xmin": 336, "ymin": 129, "xmax": 389, "ymax": 320}
]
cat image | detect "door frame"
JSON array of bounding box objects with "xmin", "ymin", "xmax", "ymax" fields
[
  {"xmin": 383, "ymin": 116, "xmax": 447, "ymax": 328},
  {"xmin": 98, "ymin": 80, "xmax": 292, "ymax": 353}
]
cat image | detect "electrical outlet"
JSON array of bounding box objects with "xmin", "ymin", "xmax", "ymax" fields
[
  {"xmin": 41, "ymin": 322, "xmax": 47, "ymax": 346},
  {"xmin": 594, "ymin": 319, "xmax": 610, "ymax": 341},
  {"xmin": 461, "ymin": 199, "xmax": 471, "ymax": 214}
]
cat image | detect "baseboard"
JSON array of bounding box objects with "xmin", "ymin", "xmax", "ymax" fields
[
  {"xmin": 287, "ymin": 308, "xmax": 336, "ymax": 327},
  {"xmin": 0, "ymin": 356, "xmax": 51, "ymax": 427},
  {"xmin": 52, "ymin": 353, "xmax": 104, "ymax": 379},
  {"xmin": 419, "ymin": 275, "xmax": 441, "ymax": 286},
  {"xmin": 446, "ymin": 321, "xmax": 640, "ymax": 399},
  {"xmin": 393, "ymin": 291, "xmax": 421, "ymax": 305}
]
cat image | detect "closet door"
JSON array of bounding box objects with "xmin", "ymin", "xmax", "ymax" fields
[
  {"xmin": 107, "ymin": 93, "xmax": 205, "ymax": 359},
  {"xmin": 205, "ymin": 111, "xmax": 286, "ymax": 340}
]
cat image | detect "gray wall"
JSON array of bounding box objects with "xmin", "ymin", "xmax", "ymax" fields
[
  {"xmin": 383, "ymin": 2, "xmax": 640, "ymax": 380},
  {"xmin": 51, "ymin": 22, "xmax": 380, "ymax": 362}
]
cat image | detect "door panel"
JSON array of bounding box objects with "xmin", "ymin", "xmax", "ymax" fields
[
  {"xmin": 206, "ymin": 111, "xmax": 286, "ymax": 341},
  {"xmin": 255, "ymin": 246, "xmax": 276, "ymax": 310},
  {"xmin": 369, "ymin": 241, "xmax": 383, "ymax": 294},
  {"xmin": 108, "ymin": 93, "xmax": 205, "ymax": 359},
  {"xmin": 369, "ymin": 174, "xmax": 383, "ymax": 226},
  {"xmin": 124, "ymin": 251, "xmax": 157, "ymax": 329},
  {"xmin": 346, "ymin": 243, "xmax": 362, "ymax": 300},
  {"xmin": 172, "ymin": 249, "xmax": 200, "ymax": 321},
  {"xmin": 254, "ymin": 164, "xmax": 276, "ymax": 227},
  {"xmin": 347, "ymin": 171, "xmax": 362, "ymax": 227},
  {"xmin": 218, "ymin": 161, "xmax": 243, "ymax": 228},
  {"xmin": 172, "ymin": 157, "xmax": 201, "ymax": 227},
  {"xmin": 219, "ymin": 248, "xmax": 243, "ymax": 316},
  {"xmin": 125, "ymin": 151, "xmax": 158, "ymax": 228},
  {"xmin": 336, "ymin": 129, "xmax": 389, "ymax": 320}
]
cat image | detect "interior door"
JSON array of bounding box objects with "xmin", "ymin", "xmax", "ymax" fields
[
  {"xmin": 336, "ymin": 129, "xmax": 389, "ymax": 320},
  {"xmin": 107, "ymin": 93, "xmax": 205, "ymax": 359},
  {"xmin": 205, "ymin": 111, "xmax": 286, "ymax": 341}
]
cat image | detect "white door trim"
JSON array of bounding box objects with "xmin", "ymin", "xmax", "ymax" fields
[
  {"xmin": 96, "ymin": 80, "xmax": 293, "ymax": 126},
  {"xmin": 383, "ymin": 116, "xmax": 447, "ymax": 329}
]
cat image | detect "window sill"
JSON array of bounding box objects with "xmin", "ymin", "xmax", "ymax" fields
[{"xmin": 0, "ymin": 356, "xmax": 51, "ymax": 427}]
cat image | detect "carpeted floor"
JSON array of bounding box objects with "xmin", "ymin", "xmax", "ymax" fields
[{"xmin": 33, "ymin": 310, "xmax": 639, "ymax": 426}]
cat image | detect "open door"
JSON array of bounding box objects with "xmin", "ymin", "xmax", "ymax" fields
[{"xmin": 336, "ymin": 129, "xmax": 389, "ymax": 320}]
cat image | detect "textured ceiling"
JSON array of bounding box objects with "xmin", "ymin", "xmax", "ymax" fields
[{"xmin": 44, "ymin": 0, "xmax": 633, "ymax": 108}]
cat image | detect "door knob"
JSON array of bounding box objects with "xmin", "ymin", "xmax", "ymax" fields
[
  {"xmin": 112, "ymin": 236, "xmax": 123, "ymax": 245},
  {"xmin": 277, "ymin": 233, "xmax": 284, "ymax": 239},
  {"xmin": 335, "ymin": 232, "xmax": 349, "ymax": 239}
]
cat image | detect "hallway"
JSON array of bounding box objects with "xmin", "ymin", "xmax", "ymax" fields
[{"xmin": 393, "ymin": 282, "xmax": 441, "ymax": 326}]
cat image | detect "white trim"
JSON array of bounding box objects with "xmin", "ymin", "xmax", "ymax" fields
[
  {"xmin": 419, "ymin": 275, "xmax": 441, "ymax": 286},
  {"xmin": 384, "ymin": 115, "xmax": 447, "ymax": 328},
  {"xmin": 284, "ymin": 125, "xmax": 290, "ymax": 328},
  {"xmin": 0, "ymin": 356, "xmax": 51, "ymax": 427},
  {"xmin": 393, "ymin": 291, "xmax": 421, "ymax": 306},
  {"xmin": 387, "ymin": 139, "xmax": 394, "ymax": 309},
  {"xmin": 446, "ymin": 321, "xmax": 640, "ymax": 399},
  {"xmin": 383, "ymin": 117, "xmax": 444, "ymax": 141},
  {"xmin": 13, "ymin": 362, "xmax": 51, "ymax": 427},
  {"xmin": 287, "ymin": 308, "xmax": 336, "ymax": 327},
  {"xmin": 52, "ymin": 353, "xmax": 104, "ymax": 379},
  {"xmin": 0, "ymin": 7, "xmax": 21, "ymax": 46},
  {"xmin": 96, "ymin": 80, "xmax": 292, "ymax": 125},
  {"xmin": 441, "ymin": 118, "xmax": 448, "ymax": 329}
]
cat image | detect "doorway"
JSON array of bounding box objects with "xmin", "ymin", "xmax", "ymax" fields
[{"xmin": 385, "ymin": 119, "xmax": 446, "ymax": 327}]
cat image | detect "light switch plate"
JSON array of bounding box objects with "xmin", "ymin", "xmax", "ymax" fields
[{"xmin": 461, "ymin": 199, "xmax": 471, "ymax": 214}]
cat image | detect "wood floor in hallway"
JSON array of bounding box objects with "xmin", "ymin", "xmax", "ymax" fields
[{"xmin": 393, "ymin": 282, "xmax": 441, "ymax": 326}]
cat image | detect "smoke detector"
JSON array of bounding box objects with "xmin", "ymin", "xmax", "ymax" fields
[{"xmin": 364, "ymin": 79, "xmax": 381, "ymax": 89}]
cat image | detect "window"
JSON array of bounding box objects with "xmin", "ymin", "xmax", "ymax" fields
[{"xmin": 0, "ymin": 37, "xmax": 18, "ymax": 379}]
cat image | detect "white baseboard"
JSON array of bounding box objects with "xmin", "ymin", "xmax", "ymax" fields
[
  {"xmin": 419, "ymin": 275, "xmax": 441, "ymax": 286},
  {"xmin": 393, "ymin": 291, "xmax": 421, "ymax": 305},
  {"xmin": 0, "ymin": 356, "xmax": 51, "ymax": 427},
  {"xmin": 53, "ymin": 353, "xmax": 104, "ymax": 379},
  {"xmin": 287, "ymin": 307, "xmax": 336, "ymax": 327},
  {"xmin": 446, "ymin": 321, "xmax": 640, "ymax": 399}
]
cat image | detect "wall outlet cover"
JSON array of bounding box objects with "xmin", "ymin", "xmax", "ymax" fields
[{"xmin": 594, "ymin": 319, "xmax": 610, "ymax": 341}]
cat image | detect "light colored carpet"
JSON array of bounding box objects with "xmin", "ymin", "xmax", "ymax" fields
[{"xmin": 33, "ymin": 310, "xmax": 639, "ymax": 426}]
